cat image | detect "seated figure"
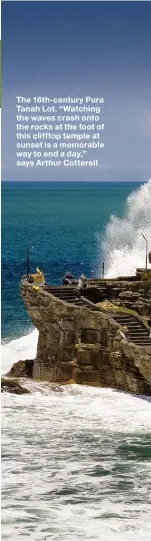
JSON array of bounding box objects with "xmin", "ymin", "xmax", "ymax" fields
[
  {"xmin": 63, "ymin": 272, "xmax": 74, "ymax": 286},
  {"xmin": 31, "ymin": 267, "xmax": 45, "ymax": 286}
]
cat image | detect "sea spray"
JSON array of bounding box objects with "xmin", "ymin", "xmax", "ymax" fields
[
  {"xmin": 1, "ymin": 329, "xmax": 38, "ymax": 375},
  {"xmin": 101, "ymin": 178, "xmax": 151, "ymax": 278}
]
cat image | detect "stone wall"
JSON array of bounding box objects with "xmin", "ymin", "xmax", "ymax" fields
[{"xmin": 21, "ymin": 280, "xmax": 151, "ymax": 395}]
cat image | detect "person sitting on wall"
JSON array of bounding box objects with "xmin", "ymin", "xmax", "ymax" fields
[
  {"xmin": 77, "ymin": 274, "xmax": 87, "ymax": 296},
  {"xmin": 31, "ymin": 267, "xmax": 45, "ymax": 286},
  {"xmin": 63, "ymin": 272, "xmax": 74, "ymax": 286}
]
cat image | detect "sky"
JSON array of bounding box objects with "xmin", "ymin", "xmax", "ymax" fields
[{"xmin": 2, "ymin": 0, "xmax": 151, "ymax": 181}]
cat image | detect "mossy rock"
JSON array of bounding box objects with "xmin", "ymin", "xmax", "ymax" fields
[
  {"xmin": 96, "ymin": 301, "xmax": 150, "ymax": 329},
  {"xmin": 141, "ymin": 271, "xmax": 151, "ymax": 282}
]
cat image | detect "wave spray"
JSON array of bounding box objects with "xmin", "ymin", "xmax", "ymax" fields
[{"xmin": 101, "ymin": 178, "xmax": 151, "ymax": 278}]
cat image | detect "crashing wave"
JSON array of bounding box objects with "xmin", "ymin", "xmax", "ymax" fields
[{"xmin": 101, "ymin": 178, "xmax": 151, "ymax": 277}]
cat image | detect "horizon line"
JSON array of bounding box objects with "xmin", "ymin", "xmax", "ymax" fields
[{"xmin": 2, "ymin": 179, "xmax": 144, "ymax": 183}]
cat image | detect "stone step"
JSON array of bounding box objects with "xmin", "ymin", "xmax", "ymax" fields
[
  {"xmin": 52, "ymin": 291, "xmax": 76, "ymax": 296},
  {"xmin": 131, "ymin": 336, "xmax": 151, "ymax": 339},
  {"xmin": 127, "ymin": 337, "xmax": 150, "ymax": 342},
  {"xmin": 53, "ymin": 296, "xmax": 76, "ymax": 299},
  {"xmin": 49, "ymin": 292, "xmax": 77, "ymax": 298},
  {"xmin": 44, "ymin": 287, "xmax": 76, "ymax": 294},
  {"xmin": 126, "ymin": 329, "xmax": 149, "ymax": 334},
  {"xmin": 109, "ymin": 316, "xmax": 135, "ymax": 322},
  {"xmin": 113, "ymin": 315, "xmax": 136, "ymax": 318},
  {"xmin": 127, "ymin": 330, "xmax": 149, "ymax": 335},
  {"xmin": 128, "ymin": 338, "xmax": 150, "ymax": 343},
  {"xmin": 128, "ymin": 335, "xmax": 150, "ymax": 340},
  {"xmin": 128, "ymin": 341, "xmax": 151, "ymax": 347},
  {"xmin": 119, "ymin": 320, "xmax": 146, "ymax": 326}
]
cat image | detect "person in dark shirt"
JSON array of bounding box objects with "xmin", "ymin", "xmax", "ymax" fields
[{"xmin": 63, "ymin": 272, "xmax": 74, "ymax": 286}]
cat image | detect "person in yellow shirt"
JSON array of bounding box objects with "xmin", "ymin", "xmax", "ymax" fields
[{"xmin": 30, "ymin": 267, "xmax": 45, "ymax": 286}]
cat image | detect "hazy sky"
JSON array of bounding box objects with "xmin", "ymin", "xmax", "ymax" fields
[{"xmin": 2, "ymin": 1, "xmax": 151, "ymax": 181}]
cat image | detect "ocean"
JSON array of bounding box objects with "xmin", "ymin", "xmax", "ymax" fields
[{"xmin": 1, "ymin": 179, "xmax": 151, "ymax": 540}]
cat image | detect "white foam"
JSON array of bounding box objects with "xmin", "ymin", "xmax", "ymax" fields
[
  {"xmin": 1, "ymin": 384, "xmax": 151, "ymax": 541},
  {"xmin": 101, "ymin": 178, "xmax": 151, "ymax": 278},
  {"xmin": 1, "ymin": 329, "xmax": 38, "ymax": 375}
]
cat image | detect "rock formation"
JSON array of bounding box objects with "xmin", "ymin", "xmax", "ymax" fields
[
  {"xmin": 7, "ymin": 359, "xmax": 34, "ymax": 379},
  {"xmin": 1, "ymin": 377, "xmax": 30, "ymax": 394},
  {"xmin": 20, "ymin": 276, "xmax": 151, "ymax": 395}
]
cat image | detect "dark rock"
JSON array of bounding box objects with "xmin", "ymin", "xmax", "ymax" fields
[
  {"xmin": 6, "ymin": 359, "xmax": 34, "ymax": 379},
  {"xmin": 1, "ymin": 378, "xmax": 30, "ymax": 394}
]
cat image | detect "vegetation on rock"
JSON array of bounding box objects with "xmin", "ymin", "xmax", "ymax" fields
[{"xmin": 96, "ymin": 301, "xmax": 150, "ymax": 329}]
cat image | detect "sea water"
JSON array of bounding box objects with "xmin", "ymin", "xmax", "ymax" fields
[{"xmin": 1, "ymin": 179, "xmax": 151, "ymax": 540}]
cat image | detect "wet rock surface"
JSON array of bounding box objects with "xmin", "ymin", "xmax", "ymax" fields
[
  {"xmin": 1, "ymin": 378, "xmax": 30, "ymax": 394},
  {"xmin": 7, "ymin": 359, "xmax": 34, "ymax": 379}
]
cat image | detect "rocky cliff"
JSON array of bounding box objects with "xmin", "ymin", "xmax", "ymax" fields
[{"xmin": 20, "ymin": 277, "xmax": 151, "ymax": 395}]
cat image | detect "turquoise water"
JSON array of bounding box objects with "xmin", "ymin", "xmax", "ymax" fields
[{"xmin": 1, "ymin": 181, "xmax": 141, "ymax": 339}]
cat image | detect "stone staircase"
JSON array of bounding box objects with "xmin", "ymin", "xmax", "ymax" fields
[
  {"xmin": 107, "ymin": 311, "xmax": 151, "ymax": 359},
  {"xmin": 44, "ymin": 284, "xmax": 103, "ymax": 311},
  {"xmin": 43, "ymin": 285, "xmax": 88, "ymax": 307},
  {"xmin": 44, "ymin": 280, "xmax": 108, "ymax": 305}
]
